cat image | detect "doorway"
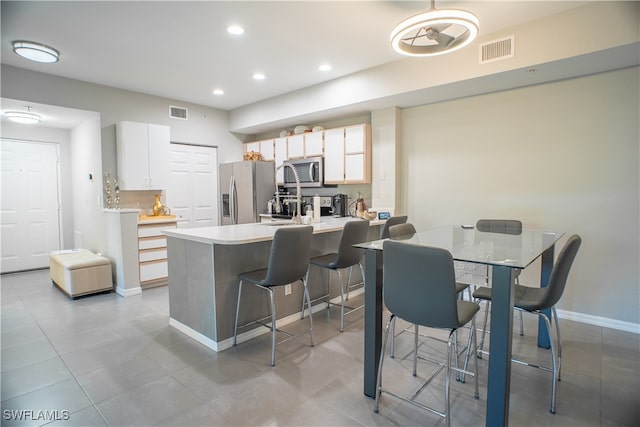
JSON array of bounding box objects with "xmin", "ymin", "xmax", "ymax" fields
[
  {"xmin": 1, "ymin": 139, "xmax": 61, "ymax": 273},
  {"xmin": 167, "ymin": 143, "xmax": 218, "ymax": 228}
]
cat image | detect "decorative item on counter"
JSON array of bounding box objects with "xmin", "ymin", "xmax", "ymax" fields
[
  {"xmin": 152, "ymin": 194, "xmax": 172, "ymax": 216},
  {"xmin": 356, "ymin": 197, "xmax": 377, "ymax": 220},
  {"xmin": 113, "ymin": 177, "xmax": 120, "ymax": 209},
  {"xmin": 313, "ymin": 195, "xmax": 321, "ymax": 223},
  {"xmin": 104, "ymin": 173, "xmax": 112, "ymax": 208},
  {"xmin": 243, "ymin": 151, "xmax": 263, "ymax": 161}
]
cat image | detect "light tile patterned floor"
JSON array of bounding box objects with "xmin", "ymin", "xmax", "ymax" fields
[{"xmin": 1, "ymin": 269, "xmax": 639, "ymax": 426}]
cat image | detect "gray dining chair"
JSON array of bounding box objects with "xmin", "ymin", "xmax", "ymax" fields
[
  {"xmin": 474, "ymin": 219, "xmax": 525, "ymax": 356},
  {"xmin": 374, "ymin": 240, "xmax": 480, "ymax": 427},
  {"xmin": 233, "ymin": 225, "xmax": 314, "ymax": 366},
  {"xmin": 379, "ymin": 215, "xmax": 408, "ymax": 239},
  {"xmin": 302, "ymin": 220, "xmax": 370, "ymax": 332},
  {"xmin": 472, "ymin": 234, "xmax": 581, "ymax": 414},
  {"xmin": 387, "ymin": 222, "xmax": 472, "ymax": 361}
]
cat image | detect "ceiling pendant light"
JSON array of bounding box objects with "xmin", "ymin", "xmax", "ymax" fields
[
  {"xmin": 5, "ymin": 106, "xmax": 41, "ymax": 124},
  {"xmin": 390, "ymin": 0, "xmax": 479, "ymax": 57},
  {"xmin": 12, "ymin": 40, "xmax": 60, "ymax": 63}
]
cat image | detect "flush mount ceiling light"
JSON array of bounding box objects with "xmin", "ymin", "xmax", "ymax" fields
[
  {"xmin": 390, "ymin": 0, "xmax": 479, "ymax": 57},
  {"xmin": 5, "ymin": 106, "xmax": 41, "ymax": 124},
  {"xmin": 227, "ymin": 25, "xmax": 244, "ymax": 35},
  {"xmin": 12, "ymin": 40, "xmax": 60, "ymax": 63}
]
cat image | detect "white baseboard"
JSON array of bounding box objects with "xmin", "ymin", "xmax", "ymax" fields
[
  {"xmin": 556, "ymin": 309, "xmax": 640, "ymax": 334},
  {"xmin": 115, "ymin": 285, "xmax": 142, "ymax": 297},
  {"xmin": 169, "ymin": 287, "xmax": 366, "ymax": 352}
]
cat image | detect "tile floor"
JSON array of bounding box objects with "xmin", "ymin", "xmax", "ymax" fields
[{"xmin": 1, "ymin": 269, "xmax": 639, "ymax": 426}]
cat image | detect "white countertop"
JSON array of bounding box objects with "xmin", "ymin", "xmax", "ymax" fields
[{"xmin": 164, "ymin": 216, "xmax": 384, "ymax": 245}]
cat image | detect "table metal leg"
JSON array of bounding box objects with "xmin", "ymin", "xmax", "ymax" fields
[
  {"xmin": 486, "ymin": 265, "xmax": 516, "ymax": 427},
  {"xmin": 537, "ymin": 245, "xmax": 555, "ymax": 349},
  {"xmin": 363, "ymin": 249, "xmax": 383, "ymax": 398}
]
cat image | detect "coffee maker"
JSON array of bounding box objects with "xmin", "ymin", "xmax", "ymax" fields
[{"xmin": 332, "ymin": 194, "xmax": 348, "ymax": 217}]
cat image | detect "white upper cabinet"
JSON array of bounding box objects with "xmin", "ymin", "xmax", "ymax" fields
[
  {"xmin": 274, "ymin": 137, "xmax": 287, "ymax": 184},
  {"xmin": 287, "ymin": 134, "xmax": 305, "ymax": 159},
  {"xmin": 243, "ymin": 123, "xmax": 370, "ymax": 185},
  {"xmin": 323, "ymin": 128, "xmax": 345, "ymax": 184},
  {"xmin": 117, "ymin": 121, "xmax": 170, "ymax": 190},
  {"xmin": 304, "ymin": 131, "xmax": 323, "ymax": 157}
]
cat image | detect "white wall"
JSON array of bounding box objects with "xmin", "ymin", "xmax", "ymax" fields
[{"xmin": 399, "ymin": 66, "xmax": 639, "ymax": 326}]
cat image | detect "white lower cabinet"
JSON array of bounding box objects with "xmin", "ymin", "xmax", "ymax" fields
[{"xmin": 138, "ymin": 221, "xmax": 177, "ymax": 288}]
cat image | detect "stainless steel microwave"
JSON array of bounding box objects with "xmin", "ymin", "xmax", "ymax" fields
[{"xmin": 283, "ymin": 156, "xmax": 324, "ymax": 188}]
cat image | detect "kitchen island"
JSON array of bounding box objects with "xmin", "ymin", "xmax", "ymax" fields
[{"xmin": 164, "ymin": 217, "xmax": 383, "ymax": 351}]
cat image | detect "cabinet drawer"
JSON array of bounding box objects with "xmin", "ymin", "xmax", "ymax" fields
[
  {"xmin": 140, "ymin": 260, "xmax": 168, "ymax": 282},
  {"xmin": 139, "ymin": 236, "xmax": 167, "ymax": 250},
  {"xmin": 138, "ymin": 223, "xmax": 176, "ymax": 238},
  {"xmin": 139, "ymin": 248, "xmax": 167, "ymax": 262}
]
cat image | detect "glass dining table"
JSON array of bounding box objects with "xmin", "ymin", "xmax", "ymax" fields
[{"xmin": 355, "ymin": 225, "xmax": 564, "ymax": 427}]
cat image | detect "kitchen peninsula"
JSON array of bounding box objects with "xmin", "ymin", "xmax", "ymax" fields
[{"xmin": 164, "ymin": 217, "xmax": 383, "ymax": 351}]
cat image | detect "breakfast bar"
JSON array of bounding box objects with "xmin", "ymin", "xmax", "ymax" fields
[{"xmin": 164, "ymin": 217, "xmax": 383, "ymax": 351}]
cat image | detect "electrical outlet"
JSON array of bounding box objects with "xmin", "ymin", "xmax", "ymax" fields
[{"xmin": 284, "ymin": 284, "xmax": 292, "ymax": 295}]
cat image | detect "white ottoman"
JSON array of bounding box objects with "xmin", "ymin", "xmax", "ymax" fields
[{"xmin": 49, "ymin": 249, "xmax": 113, "ymax": 298}]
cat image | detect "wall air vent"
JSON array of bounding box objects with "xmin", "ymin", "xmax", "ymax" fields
[
  {"xmin": 169, "ymin": 105, "xmax": 188, "ymax": 120},
  {"xmin": 479, "ymin": 36, "xmax": 514, "ymax": 64}
]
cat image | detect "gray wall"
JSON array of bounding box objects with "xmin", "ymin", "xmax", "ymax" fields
[{"xmin": 398, "ymin": 66, "xmax": 639, "ymax": 326}]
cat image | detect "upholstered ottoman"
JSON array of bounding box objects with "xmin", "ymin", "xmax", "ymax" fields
[{"xmin": 49, "ymin": 249, "xmax": 113, "ymax": 298}]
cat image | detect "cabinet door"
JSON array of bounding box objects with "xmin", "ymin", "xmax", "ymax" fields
[
  {"xmin": 287, "ymin": 134, "xmax": 304, "ymax": 159},
  {"xmin": 147, "ymin": 124, "xmax": 170, "ymax": 190},
  {"xmin": 117, "ymin": 121, "xmax": 150, "ymax": 189},
  {"xmin": 345, "ymin": 125, "xmax": 365, "ymax": 153},
  {"xmin": 345, "ymin": 153, "xmax": 365, "ymax": 182},
  {"xmin": 260, "ymin": 140, "xmax": 275, "ymax": 161},
  {"xmin": 304, "ymin": 132, "xmax": 323, "ymax": 157},
  {"xmin": 274, "ymin": 137, "xmax": 287, "ymax": 184},
  {"xmin": 244, "ymin": 141, "xmax": 259, "ymax": 155},
  {"xmin": 323, "ymin": 128, "xmax": 345, "ymax": 183}
]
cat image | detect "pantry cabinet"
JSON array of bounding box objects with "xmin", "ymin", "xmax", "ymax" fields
[{"xmin": 117, "ymin": 121, "xmax": 170, "ymax": 190}]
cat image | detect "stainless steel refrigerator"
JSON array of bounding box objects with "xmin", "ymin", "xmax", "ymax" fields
[{"xmin": 219, "ymin": 160, "xmax": 275, "ymax": 225}]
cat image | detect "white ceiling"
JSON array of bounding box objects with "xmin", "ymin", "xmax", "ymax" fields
[{"xmin": 1, "ymin": 0, "xmax": 590, "ymax": 122}]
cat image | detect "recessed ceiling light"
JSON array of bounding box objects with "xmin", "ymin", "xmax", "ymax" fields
[
  {"xmin": 227, "ymin": 25, "xmax": 244, "ymax": 35},
  {"xmin": 253, "ymin": 72, "xmax": 266, "ymax": 81},
  {"xmin": 5, "ymin": 106, "xmax": 41, "ymax": 124},
  {"xmin": 318, "ymin": 64, "xmax": 332, "ymax": 72},
  {"xmin": 12, "ymin": 40, "xmax": 59, "ymax": 63},
  {"xmin": 213, "ymin": 88, "xmax": 224, "ymax": 96}
]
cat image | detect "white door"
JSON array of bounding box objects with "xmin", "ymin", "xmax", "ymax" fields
[
  {"xmin": 1, "ymin": 139, "xmax": 61, "ymax": 273},
  {"xmin": 167, "ymin": 143, "xmax": 218, "ymax": 228}
]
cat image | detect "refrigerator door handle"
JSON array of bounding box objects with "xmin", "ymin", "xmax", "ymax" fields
[
  {"xmin": 231, "ymin": 176, "xmax": 238, "ymax": 224},
  {"xmin": 229, "ymin": 176, "xmax": 236, "ymax": 225}
]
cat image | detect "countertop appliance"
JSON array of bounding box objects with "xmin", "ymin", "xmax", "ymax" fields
[
  {"xmin": 220, "ymin": 160, "xmax": 275, "ymax": 225},
  {"xmin": 283, "ymin": 156, "xmax": 323, "ymax": 188},
  {"xmin": 332, "ymin": 193, "xmax": 348, "ymax": 217}
]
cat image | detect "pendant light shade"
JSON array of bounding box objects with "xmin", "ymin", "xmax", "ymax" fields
[
  {"xmin": 5, "ymin": 107, "xmax": 41, "ymax": 124},
  {"xmin": 391, "ymin": 1, "xmax": 479, "ymax": 57},
  {"xmin": 12, "ymin": 40, "xmax": 59, "ymax": 63}
]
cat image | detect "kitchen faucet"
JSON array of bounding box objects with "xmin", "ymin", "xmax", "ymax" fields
[{"xmin": 275, "ymin": 162, "xmax": 302, "ymax": 223}]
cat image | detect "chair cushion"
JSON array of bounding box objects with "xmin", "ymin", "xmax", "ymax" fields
[
  {"xmin": 457, "ymin": 300, "xmax": 480, "ymax": 326},
  {"xmin": 310, "ymin": 253, "xmax": 339, "ymax": 269},
  {"xmin": 455, "ymin": 282, "xmax": 469, "ymax": 294},
  {"xmin": 237, "ymin": 268, "xmax": 270, "ymax": 286},
  {"xmin": 473, "ymin": 284, "xmax": 545, "ymax": 311}
]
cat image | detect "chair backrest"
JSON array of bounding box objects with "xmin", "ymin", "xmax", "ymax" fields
[
  {"xmin": 264, "ymin": 226, "xmax": 314, "ymax": 286},
  {"xmin": 380, "ymin": 215, "xmax": 408, "ymax": 239},
  {"xmin": 332, "ymin": 220, "xmax": 371, "ymax": 269},
  {"xmin": 476, "ymin": 219, "xmax": 522, "ymax": 235},
  {"xmin": 535, "ymin": 234, "xmax": 582, "ymax": 310},
  {"xmin": 388, "ymin": 223, "xmax": 417, "ymax": 239},
  {"xmin": 383, "ymin": 240, "xmax": 461, "ymax": 329}
]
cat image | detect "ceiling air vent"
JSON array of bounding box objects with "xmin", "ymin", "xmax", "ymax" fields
[
  {"xmin": 169, "ymin": 105, "xmax": 188, "ymax": 120},
  {"xmin": 479, "ymin": 36, "xmax": 514, "ymax": 64}
]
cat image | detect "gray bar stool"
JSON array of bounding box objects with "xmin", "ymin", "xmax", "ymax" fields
[
  {"xmin": 471, "ymin": 234, "xmax": 581, "ymax": 414},
  {"xmin": 374, "ymin": 240, "xmax": 480, "ymax": 427},
  {"xmin": 303, "ymin": 219, "xmax": 370, "ymax": 332},
  {"xmin": 379, "ymin": 215, "xmax": 408, "ymax": 239},
  {"xmin": 233, "ymin": 225, "xmax": 314, "ymax": 366}
]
